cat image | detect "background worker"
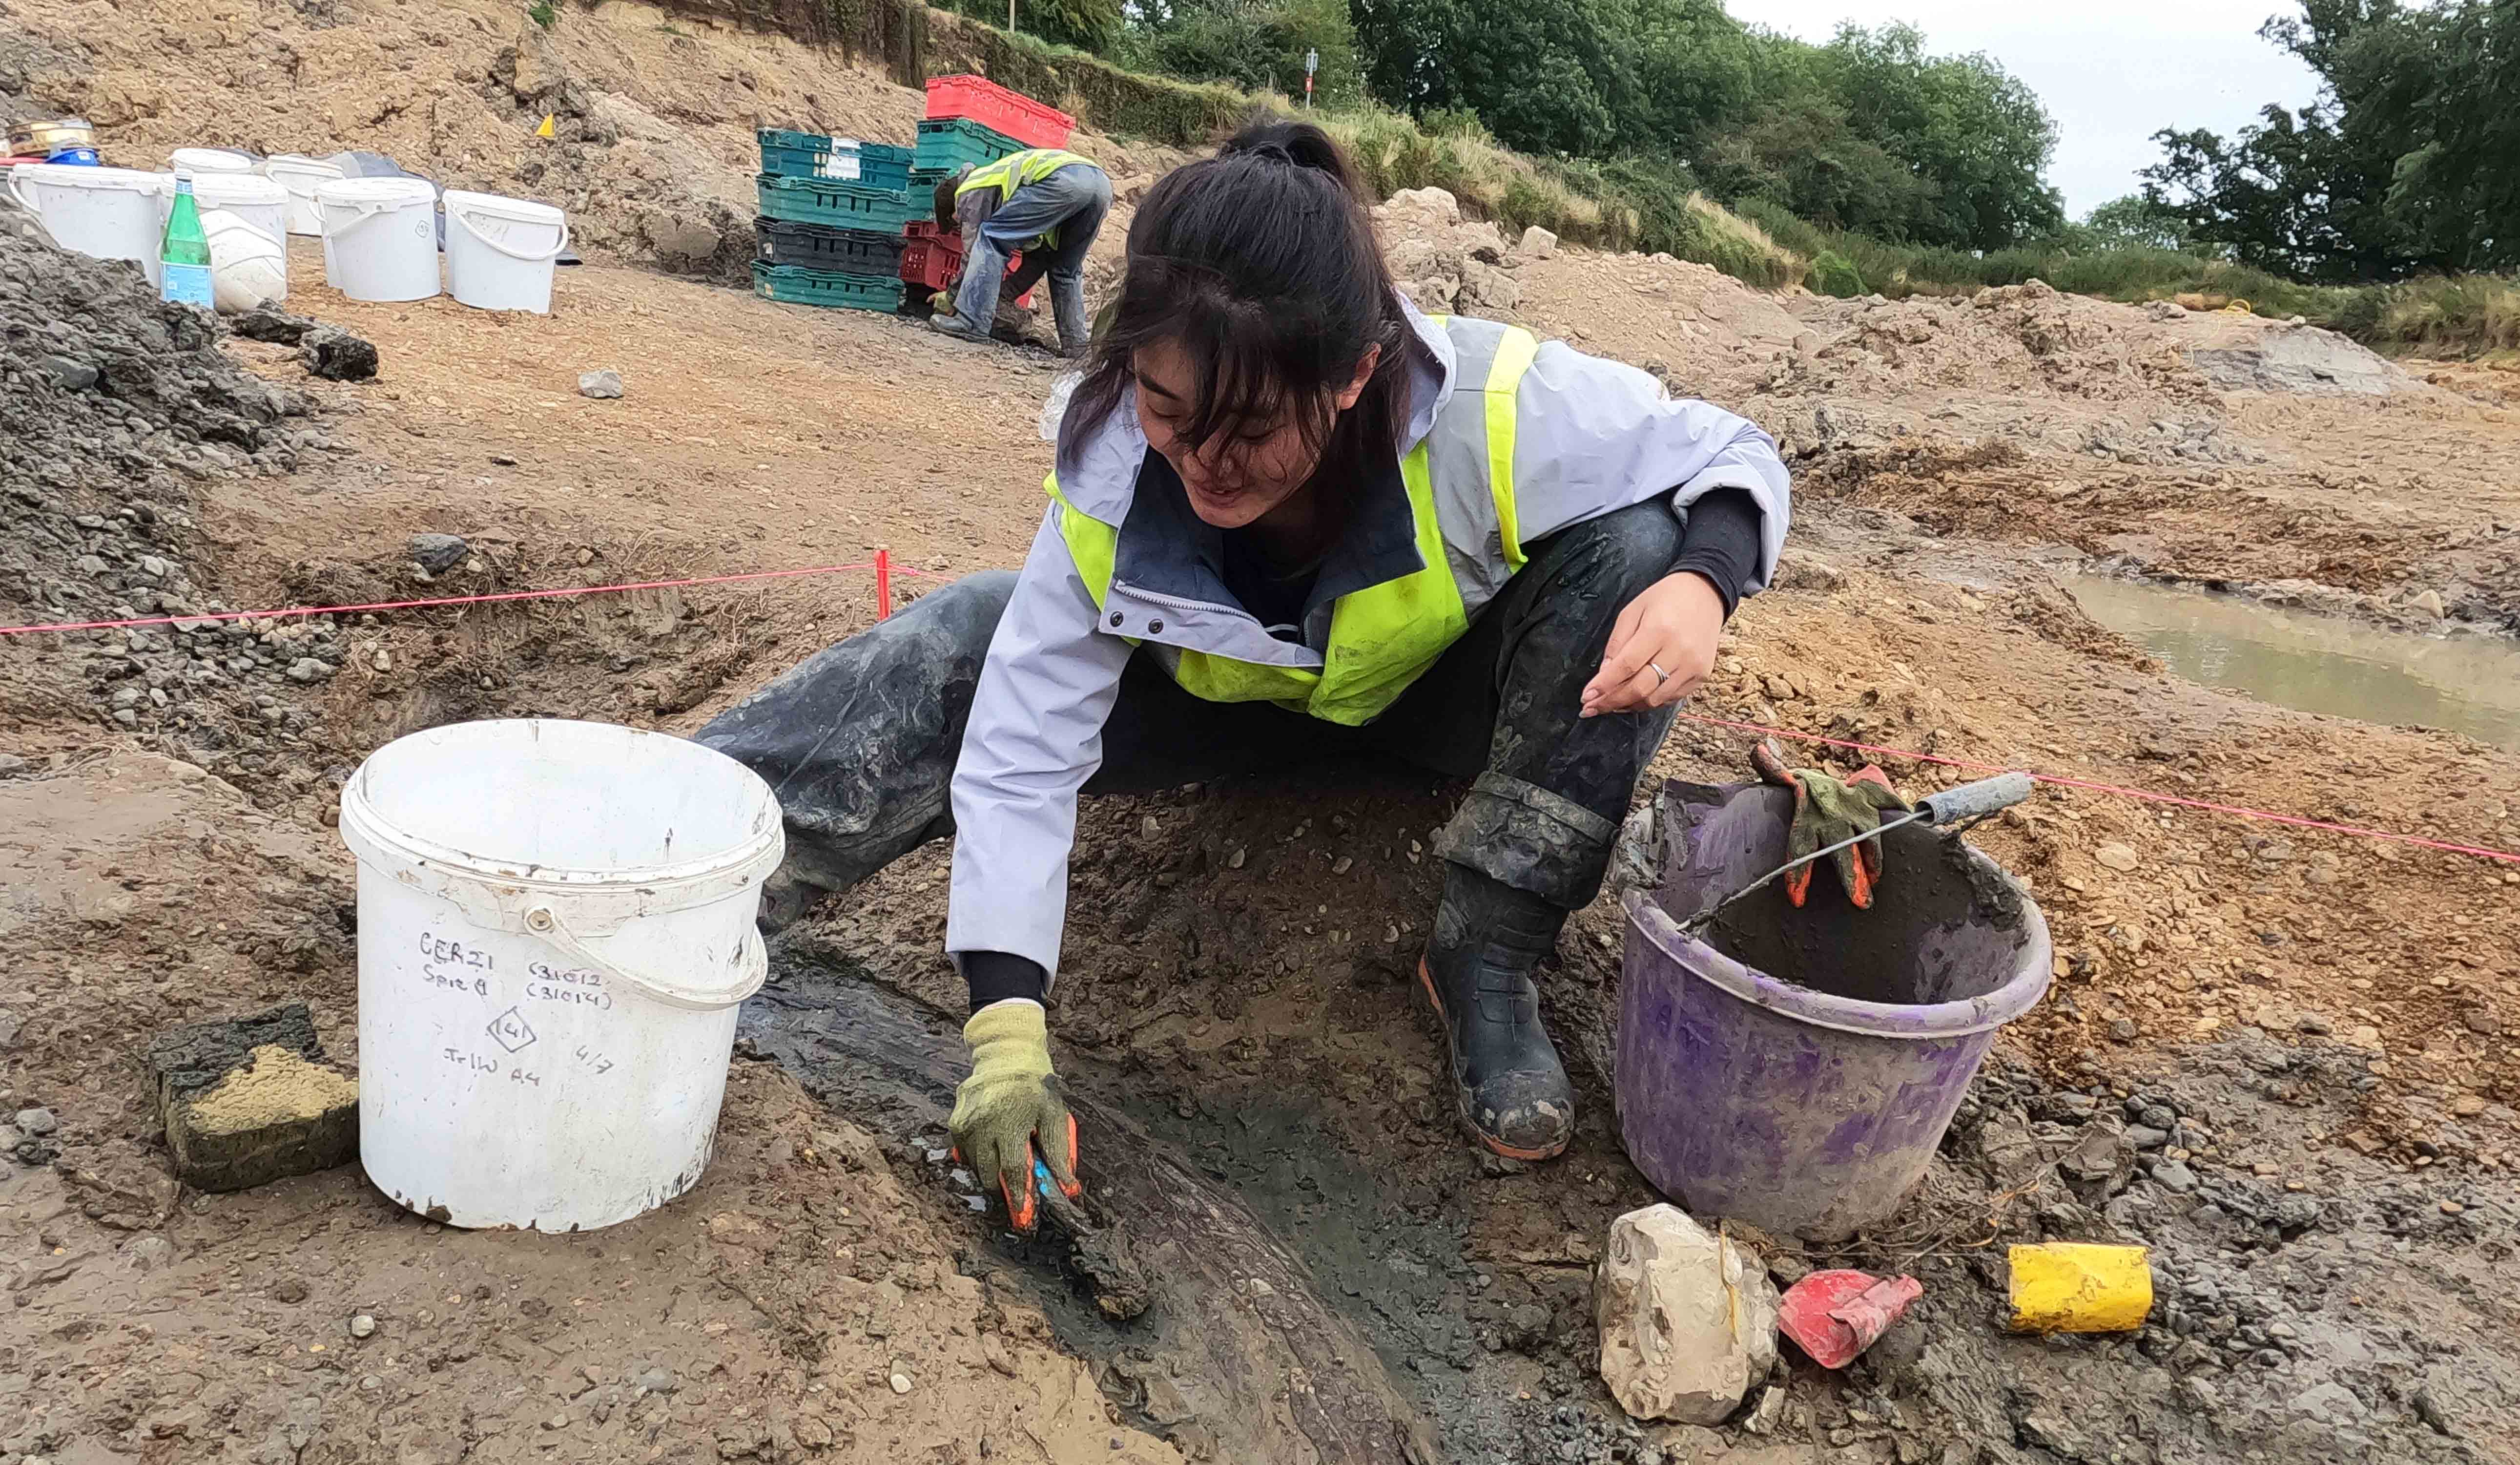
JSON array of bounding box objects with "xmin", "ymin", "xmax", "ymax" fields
[
  {"xmin": 929, "ymin": 148, "xmax": 1111, "ymax": 356},
  {"xmin": 700, "ymin": 121, "xmax": 1789, "ymax": 1232}
]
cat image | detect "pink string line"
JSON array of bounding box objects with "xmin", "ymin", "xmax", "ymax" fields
[
  {"xmin": 4, "ymin": 557, "xmax": 2510, "ymax": 865},
  {"xmin": 1669, "ymin": 709, "xmax": 2520, "ymax": 865}
]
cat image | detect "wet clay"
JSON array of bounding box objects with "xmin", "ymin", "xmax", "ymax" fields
[
  {"xmin": 1694, "ymin": 814, "xmax": 2023, "ymax": 1007},
  {"xmin": 742, "ymin": 931, "xmax": 1438, "ymax": 1465}
]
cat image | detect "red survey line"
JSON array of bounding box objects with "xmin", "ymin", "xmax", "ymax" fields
[
  {"xmin": 1670, "ymin": 709, "xmax": 2520, "ymax": 865},
  {"xmin": 0, "ymin": 561, "xmax": 890, "ymax": 637}
]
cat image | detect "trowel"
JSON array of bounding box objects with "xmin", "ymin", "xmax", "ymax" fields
[{"xmin": 1673, "ymin": 769, "xmax": 2036, "ymax": 936}]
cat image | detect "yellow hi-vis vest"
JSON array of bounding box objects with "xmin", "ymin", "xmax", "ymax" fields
[
  {"xmin": 1048, "ymin": 316, "xmax": 1542, "ymax": 726},
  {"xmin": 958, "ymin": 148, "xmax": 1097, "ymax": 199}
]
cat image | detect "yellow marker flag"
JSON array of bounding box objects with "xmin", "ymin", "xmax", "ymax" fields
[{"xmin": 535, "ymin": 114, "xmax": 557, "ymax": 141}]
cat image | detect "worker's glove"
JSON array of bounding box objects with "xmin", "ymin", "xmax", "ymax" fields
[
  {"xmin": 949, "ymin": 1000, "xmax": 1081, "ymax": 1234},
  {"xmin": 1753, "ymin": 739, "xmax": 1909, "ymax": 909}
]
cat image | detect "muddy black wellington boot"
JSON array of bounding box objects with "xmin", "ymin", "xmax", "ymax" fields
[{"xmin": 1418, "ymin": 863, "xmax": 1576, "ymax": 1161}]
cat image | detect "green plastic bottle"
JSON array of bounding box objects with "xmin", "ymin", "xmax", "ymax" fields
[{"xmin": 159, "ymin": 173, "xmax": 214, "ymax": 309}]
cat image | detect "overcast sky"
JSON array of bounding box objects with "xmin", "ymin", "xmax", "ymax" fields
[{"xmin": 1722, "ymin": 1, "xmax": 2326, "ymax": 218}]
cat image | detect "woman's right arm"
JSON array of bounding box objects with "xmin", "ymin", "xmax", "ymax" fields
[{"xmin": 945, "ymin": 506, "xmax": 1136, "ymax": 991}]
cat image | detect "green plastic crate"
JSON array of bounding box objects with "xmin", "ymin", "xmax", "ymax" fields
[
  {"xmin": 751, "ymin": 261, "xmax": 907, "ymax": 314},
  {"xmin": 755, "ymin": 172, "xmax": 914, "ymax": 233},
  {"xmin": 913, "ymin": 118, "xmax": 1025, "ymax": 175},
  {"xmin": 756, "ymin": 129, "xmax": 912, "ymax": 189}
]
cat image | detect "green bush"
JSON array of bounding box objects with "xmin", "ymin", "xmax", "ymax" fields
[{"xmin": 1810, "ymin": 249, "xmax": 1865, "ymax": 297}]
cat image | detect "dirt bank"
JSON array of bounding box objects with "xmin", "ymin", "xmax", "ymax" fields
[{"xmin": 4, "ymin": 16, "xmax": 2519, "ymax": 1464}]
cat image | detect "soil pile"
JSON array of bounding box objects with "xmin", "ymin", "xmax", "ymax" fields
[
  {"xmin": 1772, "ymin": 280, "xmax": 2218, "ymax": 404},
  {"xmin": 0, "ymin": 217, "xmax": 313, "ymax": 615}
]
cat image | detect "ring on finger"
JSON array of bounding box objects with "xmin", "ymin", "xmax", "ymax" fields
[{"xmin": 1648, "ymin": 662, "xmax": 1671, "ymax": 686}]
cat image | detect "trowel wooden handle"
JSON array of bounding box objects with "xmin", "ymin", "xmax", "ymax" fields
[{"xmin": 1916, "ymin": 772, "xmax": 2034, "ymax": 825}]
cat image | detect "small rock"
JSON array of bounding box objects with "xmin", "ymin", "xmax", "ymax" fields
[
  {"xmin": 887, "ymin": 1371, "xmax": 912, "ymax": 1395},
  {"xmin": 300, "ymin": 326, "xmax": 379, "ymax": 382},
  {"xmin": 2093, "ymin": 842, "xmax": 2141, "ymax": 873},
  {"xmin": 1227, "ymin": 847, "xmax": 1246, "ymax": 870},
  {"xmin": 2460, "ymin": 1006, "xmax": 2501, "ymax": 1036},
  {"xmin": 125, "ymin": 1235, "xmax": 176, "ymax": 1272},
  {"xmin": 272, "ymin": 1277, "xmax": 310, "ymax": 1303},
  {"xmin": 2107, "ymin": 1018, "xmax": 2138, "ymax": 1043},
  {"xmin": 14, "ymin": 1107, "xmax": 58, "ymax": 1136},
  {"xmin": 636, "ymin": 1366, "xmax": 677, "ymax": 1394},
  {"xmin": 2126, "ymin": 1125, "xmax": 2170, "ymax": 1151},
  {"xmin": 233, "ymin": 304, "xmax": 316, "ymax": 345},
  {"xmin": 578, "ymin": 369, "xmax": 624, "ymax": 400},
  {"xmin": 286, "ymin": 657, "xmax": 334, "ymax": 685},
  {"xmin": 409, "ymin": 533, "xmax": 470, "ymax": 575},
  {"xmin": 350, "ymin": 1314, "xmax": 376, "ymax": 1338},
  {"xmin": 2295, "ymin": 1010, "xmax": 2334, "ymax": 1036},
  {"xmin": 2412, "ymin": 588, "xmax": 2447, "ymax": 618},
  {"xmin": 2451, "ymin": 1095, "xmax": 2487, "ymax": 1118},
  {"xmin": 2152, "ymin": 1160, "xmax": 2198, "ymax": 1193},
  {"xmin": 1519, "ymin": 225, "xmax": 1559, "ymax": 258},
  {"xmin": 1596, "ymin": 1204, "xmax": 1778, "ymax": 1423},
  {"xmin": 39, "ymin": 354, "xmax": 99, "ymax": 390},
  {"xmin": 2440, "ymin": 1200, "xmax": 2465, "ymax": 1215}
]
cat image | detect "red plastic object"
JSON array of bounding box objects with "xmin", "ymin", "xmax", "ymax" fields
[
  {"xmin": 925, "ymin": 75, "xmax": 1074, "ymax": 149},
  {"xmin": 874, "ymin": 547, "xmax": 892, "ymax": 620},
  {"xmin": 1777, "ymin": 1270, "xmax": 1923, "ymax": 1368},
  {"xmin": 898, "ymin": 219, "xmax": 1033, "ymax": 307}
]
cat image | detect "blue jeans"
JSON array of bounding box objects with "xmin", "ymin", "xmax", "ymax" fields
[{"xmin": 954, "ymin": 164, "xmax": 1110, "ymax": 350}]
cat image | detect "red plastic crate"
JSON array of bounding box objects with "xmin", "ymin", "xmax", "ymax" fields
[
  {"xmin": 899, "ymin": 219, "xmax": 1033, "ymax": 307},
  {"xmin": 924, "ymin": 75, "xmax": 1074, "ymax": 150}
]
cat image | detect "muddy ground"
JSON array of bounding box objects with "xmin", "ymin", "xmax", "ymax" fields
[{"xmin": 5, "ymin": 3, "xmax": 2520, "ymax": 1462}]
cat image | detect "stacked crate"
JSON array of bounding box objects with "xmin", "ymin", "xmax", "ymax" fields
[
  {"xmin": 750, "ymin": 79, "xmax": 1078, "ymax": 315},
  {"xmin": 903, "ymin": 77, "xmax": 1078, "ymax": 304},
  {"xmin": 752, "ymin": 130, "xmax": 917, "ymax": 313}
]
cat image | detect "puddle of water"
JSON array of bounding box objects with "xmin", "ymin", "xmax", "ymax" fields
[{"xmin": 2068, "ymin": 576, "xmax": 2520, "ymax": 752}]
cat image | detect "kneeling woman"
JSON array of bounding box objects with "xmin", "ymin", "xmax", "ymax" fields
[{"xmin": 700, "ymin": 123, "xmax": 1790, "ymax": 1229}]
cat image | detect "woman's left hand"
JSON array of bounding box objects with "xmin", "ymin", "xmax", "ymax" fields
[{"xmin": 1580, "ymin": 572, "xmax": 1726, "ymax": 718}]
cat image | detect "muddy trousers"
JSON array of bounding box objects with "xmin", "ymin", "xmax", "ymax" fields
[{"xmin": 695, "ymin": 500, "xmax": 1689, "ymax": 931}]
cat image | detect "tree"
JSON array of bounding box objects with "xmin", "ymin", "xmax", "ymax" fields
[
  {"xmin": 1127, "ymin": 0, "xmax": 1363, "ymax": 106},
  {"xmin": 2141, "ymin": 0, "xmax": 2520, "ymax": 280},
  {"xmin": 2078, "ymin": 193, "xmax": 2198, "ymax": 252},
  {"xmin": 1808, "ymin": 23, "xmax": 2062, "ymax": 250}
]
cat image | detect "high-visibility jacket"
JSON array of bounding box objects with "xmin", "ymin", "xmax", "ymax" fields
[
  {"xmin": 945, "ymin": 299, "xmax": 1793, "ymax": 981},
  {"xmin": 957, "ymin": 148, "xmax": 1098, "ymax": 201},
  {"xmin": 1051, "ymin": 316, "xmax": 1542, "ymax": 727}
]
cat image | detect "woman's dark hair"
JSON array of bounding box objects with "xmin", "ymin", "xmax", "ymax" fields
[{"xmin": 1063, "ymin": 119, "xmax": 1410, "ymax": 481}]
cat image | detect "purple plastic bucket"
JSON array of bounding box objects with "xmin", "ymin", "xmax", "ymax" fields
[{"xmin": 1616, "ymin": 781, "xmax": 2050, "ymax": 1240}]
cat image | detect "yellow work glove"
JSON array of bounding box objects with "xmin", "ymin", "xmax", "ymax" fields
[{"xmin": 948, "ymin": 1001, "xmax": 1080, "ymax": 1233}]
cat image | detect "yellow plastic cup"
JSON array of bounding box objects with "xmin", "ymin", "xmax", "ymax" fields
[{"xmin": 2007, "ymin": 1243, "xmax": 2153, "ymax": 1333}]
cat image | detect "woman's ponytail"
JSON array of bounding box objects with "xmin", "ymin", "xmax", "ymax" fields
[{"xmin": 1216, "ymin": 119, "xmax": 1367, "ymax": 204}]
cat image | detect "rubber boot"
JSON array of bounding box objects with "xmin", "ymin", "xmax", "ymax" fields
[{"xmin": 1418, "ymin": 863, "xmax": 1575, "ymax": 1160}]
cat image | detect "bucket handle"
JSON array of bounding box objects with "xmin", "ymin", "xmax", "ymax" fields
[
  {"xmin": 448, "ymin": 200, "xmax": 572, "ymax": 263},
  {"xmin": 322, "ymin": 197, "xmax": 415, "ymax": 240},
  {"xmin": 523, "ymin": 901, "xmax": 765, "ymax": 1012},
  {"xmin": 4, "ymin": 168, "xmax": 37, "ymax": 215}
]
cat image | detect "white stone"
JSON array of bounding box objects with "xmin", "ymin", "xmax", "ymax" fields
[
  {"xmin": 1520, "ymin": 225, "xmax": 1559, "ymax": 258},
  {"xmin": 1383, "ymin": 186, "xmax": 1461, "ymax": 227},
  {"xmin": 1596, "ymin": 1204, "xmax": 1779, "ymax": 1423}
]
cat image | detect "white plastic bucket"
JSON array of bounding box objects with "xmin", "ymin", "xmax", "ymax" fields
[
  {"xmin": 315, "ymin": 176, "xmax": 439, "ymax": 301},
  {"xmin": 169, "ymin": 146, "xmax": 257, "ymax": 176},
  {"xmin": 262, "ymin": 154, "xmax": 345, "ymax": 236},
  {"xmin": 442, "ymin": 189, "xmax": 569, "ymax": 313},
  {"xmin": 147, "ymin": 174, "xmax": 289, "ymax": 288},
  {"xmin": 338, "ymin": 719, "xmax": 784, "ymax": 1231},
  {"xmin": 4, "ymin": 164, "xmax": 167, "ymax": 268},
  {"xmin": 202, "ymin": 208, "xmax": 288, "ymax": 313}
]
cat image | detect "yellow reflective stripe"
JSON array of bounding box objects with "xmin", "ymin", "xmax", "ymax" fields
[
  {"xmin": 1045, "ymin": 473, "xmax": 1116, "ymax": 609},
  {"xmin": 960, "ymin": 149, "xmax": 1094, "ymax": 198},
  {"xmin": 1483, "ymin": 327, "xmax": 1541, "ymax": 571}
]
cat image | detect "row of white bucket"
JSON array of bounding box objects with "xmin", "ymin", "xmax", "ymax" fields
[{"xmin": 7, "ymin": 150, "xmax": 569, "ymax": 314}]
